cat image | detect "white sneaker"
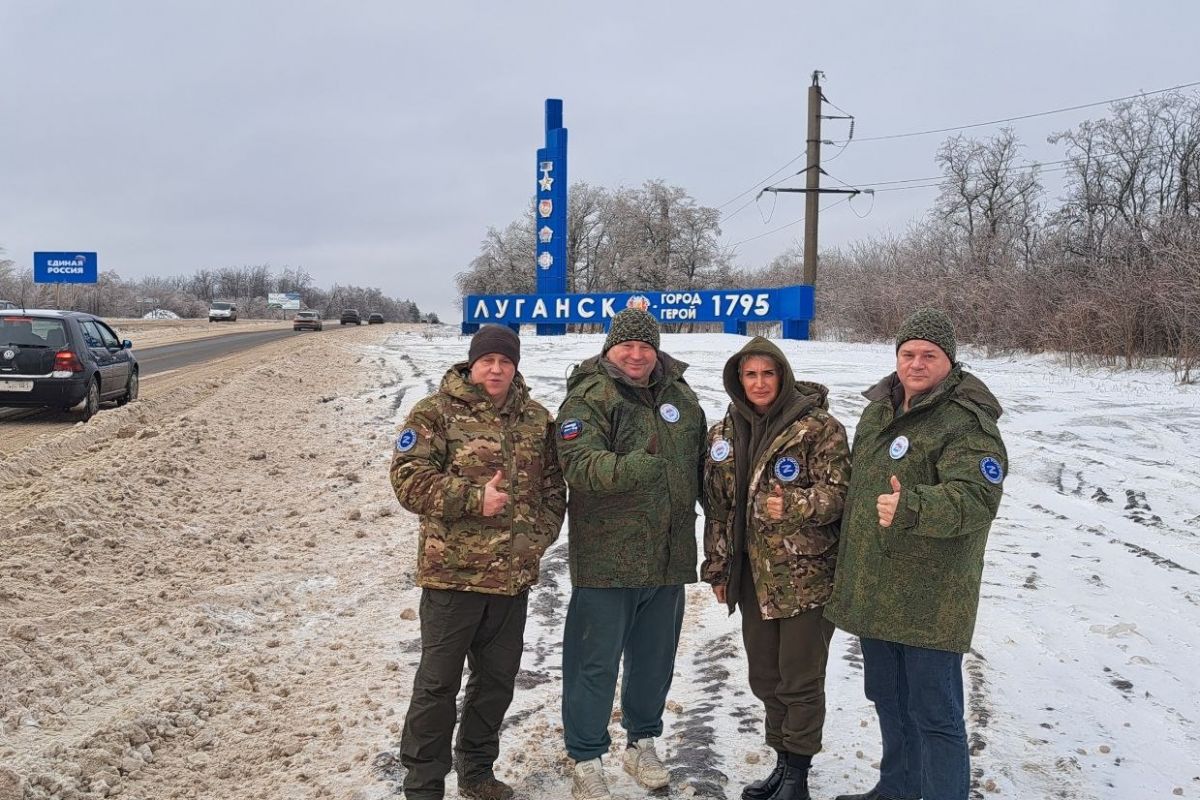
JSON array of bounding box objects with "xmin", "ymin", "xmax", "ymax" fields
[
  {"xmin": 572, "ymin": 757, "xmax": 611, "ymax": 800},
  {"xmin": 622, "ymin": 738, "xmax": 670, "ymax": 789}
]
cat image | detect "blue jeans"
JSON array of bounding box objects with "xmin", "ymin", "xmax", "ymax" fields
[{"xmin": 860, "ymin": 637, "xmax": 968, "ymax": 800}]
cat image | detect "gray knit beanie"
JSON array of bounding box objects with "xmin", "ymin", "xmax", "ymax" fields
[
  {"xmin": 895, "ymin": 308, "xmax": 957, "ymax": 362},
  {"xmin": 468, "ymin": 325, "xmax": 521, "ymax": 367},
  {"xmin": 603, "ymin": 309, "xmax": 661, "ymax": 354}
]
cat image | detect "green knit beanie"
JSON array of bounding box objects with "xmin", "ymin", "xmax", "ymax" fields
[
  {"xmin": 895, "ymin": 308, "xmax": 957, "ymax": 362},
  {"xmin": 603, "ymin": 308, "xmax": 661, "ymax": 354}
]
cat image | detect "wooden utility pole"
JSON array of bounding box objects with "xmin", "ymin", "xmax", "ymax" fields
[{"xmin": 803, "ymin": 70, "xmax": 823, "ymax": 286}]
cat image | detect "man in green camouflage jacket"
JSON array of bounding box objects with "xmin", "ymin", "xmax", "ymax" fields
[
  {"xmin": 825, "ymin": 309, "xmax": 1007, "ymax": 800},
  {"xmin": 702, "ymin": 337, "xmax": 850, "ymax": 800},
  {"xmin": 390, "ymin": 325, "xmax": 566, "ymax": 800},
  {"xmin": 555, "ymin": 308, "xmax": 706, "ymax": 800}
]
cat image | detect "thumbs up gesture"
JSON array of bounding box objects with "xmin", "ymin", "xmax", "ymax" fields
[
  {"xmin": 482, "ymin": 470, "xmax": 510, "ymax": 517},
  {"xmin": 766, "ymin": 483, "xmax": 785, "ymax": 521},
  {"xmin": 877, "ymin": 475, "xmax": 902, "ymax": 528}
]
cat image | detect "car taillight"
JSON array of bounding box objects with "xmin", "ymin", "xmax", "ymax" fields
[{"xmin": 54, "ymin": 349, "xmax": 84, "ymax": 373}]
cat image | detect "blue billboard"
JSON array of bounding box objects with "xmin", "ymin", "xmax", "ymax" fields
[
  {"xmin": 464, "ymin": 286, "xmax": 814, "ymax": 338},
  {"xmin": 34, "ymin": 251, "xmax": 98, "ymax": 284}
]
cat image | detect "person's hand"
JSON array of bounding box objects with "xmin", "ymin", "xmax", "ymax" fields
[
  {"xmin": 766, "ymin": 483, "xmax": 785, "ymax": 521},
  {"xmin": 713, "ymin": 584, "xmax": 727, "ymax": 604},
  {"xmin": 646, "ymin": 433, "xmax": 659, "ymax": 455},
  {"xmin": 877, "ymin": 475, "xmax": 902, "ymax": 527},
  {"xmin": 482, "ymin": 470, "xmax": 509, "ymax": 517}
]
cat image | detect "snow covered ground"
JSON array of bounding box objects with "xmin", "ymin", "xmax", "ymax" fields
[{"xmin": 374, "ymin": 328, "xmax": 1200, "ymax": 800}]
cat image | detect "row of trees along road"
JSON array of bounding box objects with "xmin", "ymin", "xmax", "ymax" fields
[
  {"xmin": 0, "ymin": 262, "xmax": 436, "ymax": 324},
  {"xmin": 458, "ymin": 91, "xmax": 1200, "ymax": 381}
]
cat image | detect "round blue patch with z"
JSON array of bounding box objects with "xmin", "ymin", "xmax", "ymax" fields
[
  {"xmin": 396, "ymin": 428, "xmax": 418, "ymax": 452},
  {"xmin": 774, "ymin": 456, "xmax": 800, "ymax": 482},
  {"xmin": 980, "ymin": 456, "xmax": 1004, "ymax": 485}
]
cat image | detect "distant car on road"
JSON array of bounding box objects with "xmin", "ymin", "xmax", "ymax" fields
[
  {"xmin": 0, "ymin": 310, "xmax": 138, "ymax": 421},
  {"xmin": 340, "ymin": 309, "xmax": 362, "ymax": 326},
  {"xmin": 209, "ymin": 301, "xmax": 238, "ymax": 322},
  {"xmin": 293, "ymin": 311, "xmax": 323, "ymax": 331},
  {"xmin": 367, "ymin": 312, "xmax": 384, "ymax": 325}
]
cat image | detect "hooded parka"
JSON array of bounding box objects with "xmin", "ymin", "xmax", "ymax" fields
[
  {"xmin": 555, "ymin": 351, "xmax": 706, "ymax": 588},
  {"xmin": 824, "ymin": 365, "xmax": 1007, "ymax": 653},
  {"xmin": 702, "ymin": 337, "xmax": 851, "ymax": 620}
]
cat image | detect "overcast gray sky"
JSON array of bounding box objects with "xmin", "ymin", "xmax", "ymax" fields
[{"xmin": 2, "ymin": 1, "xmax": 1196, "ymax": 320}]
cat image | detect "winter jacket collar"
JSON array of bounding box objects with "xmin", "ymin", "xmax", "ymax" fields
[
  {"xmin": 862, "ymin": 365, "xmax": 1003, "ymax": 421},
  {"xmin": 441, "ymin": 361, "xmax": 530, "ymax": 416}
]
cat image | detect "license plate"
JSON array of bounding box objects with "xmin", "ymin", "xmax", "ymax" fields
[{"xmin": 1, "ymin": 380, "xmax": 33, "ymax": 392}]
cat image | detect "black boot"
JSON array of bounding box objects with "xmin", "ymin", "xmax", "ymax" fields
[
  {"xmin": 741, "ymin": 750, "xmax": 785, "ymax": 800},
  {"xmin": 833, "ymin": 789, "xmax": 910, "ymax": 800},
  {"xmin": 767, "ymin": 752, "xmax": 811, "ymax": 800}
]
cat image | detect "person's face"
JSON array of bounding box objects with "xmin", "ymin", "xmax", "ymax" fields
[
  {"xmin": 896, "ymin": 339, "xmax": 952, "ymax": 399},
  {"xmin": 607, "ymin": 340, "xmax": 657, "ymax": 381},
  {"xmin": 740, "ymin": 355, "xmax": 781, "ymax": 414},
  {"xmin": 469, "ymin": 353, "xmax": 516, "ymax": 403}
]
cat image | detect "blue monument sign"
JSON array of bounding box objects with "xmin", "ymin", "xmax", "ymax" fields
[
  {"xmin": 465, "ymin": 286, "xmax": 814, "ymax": 338},
  {"xmin": 34, "ymin": 252, "xmax": 98, "ymax": 284},
  {"xmin": 535, "ymin": 99, "xmax": 568, "ymax": 336},
  {"xmin": 461, "ymin": 100, "xmax": 815, "ymax": 340}
]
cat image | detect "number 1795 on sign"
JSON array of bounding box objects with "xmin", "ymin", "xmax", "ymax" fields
[{"xmin": 714, "ymin": 293, "xmax": 770, "ymax": 317}]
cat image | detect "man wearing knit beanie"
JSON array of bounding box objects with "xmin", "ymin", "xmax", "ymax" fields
[
  {"xmin": 826, "ymin": 307, "xmax": 1008, "ymax": 800},
  {"xmin": 556, "ymin": 308, "xmax": 706, "ymax": 799},
  {"xmin": 894, "ymin": 307, "xmax": 956, "ymax": 365},
  {"xmin": 390, "ymin": 325, "xmax": 565, "ymax": 800}
]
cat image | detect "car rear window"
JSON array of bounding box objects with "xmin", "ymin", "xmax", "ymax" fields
[
  {"xmin": 298, "ymin": 312, "xmax": 318, "ymax": 318},
  {"xmin": 0, "ymin": 316, "xmax": 68, "ymax": 348}
]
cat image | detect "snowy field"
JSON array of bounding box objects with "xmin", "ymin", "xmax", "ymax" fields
[{"xmin": 373, "ymin": 328, "xmax": 1200, "ymax": 800}]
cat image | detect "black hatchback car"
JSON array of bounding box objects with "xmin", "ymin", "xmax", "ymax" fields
[{"xmin": 0, "ymin": 310, "xmax": 138, "ymax": 421}]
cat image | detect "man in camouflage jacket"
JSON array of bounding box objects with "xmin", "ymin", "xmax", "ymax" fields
[
  {"xmin": 702, "ymin": 337, "xmax": 850, "ymax": 800},
  {"xmin": 390, "ymin": 325, "xmax": 566, "ymax": 800},
  {"xmin": 825, "ymin": 309, "xmax": 1007, "ymax": 800},
  {"xmin": 555, "ymin": 308, "xmax": 706, "ymax": 800}
]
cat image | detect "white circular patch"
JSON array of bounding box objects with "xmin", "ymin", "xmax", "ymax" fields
[
  {"xmin": 710, "ymin": 438, "xmax": 730, "ymax": 462},
  {"xmin": 659, "ymin": 403, "xmax": 680, "ymax": 423},
  {"xmin": 889, "ymin": 435, "xmax": 910, "ymax": 460}
]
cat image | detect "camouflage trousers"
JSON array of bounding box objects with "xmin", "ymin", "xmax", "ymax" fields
[
  {"xmin": 738, "ymin": 558, "xmax": 834, "ymax": 756},
  {"xmin": 400, "ymin": 588, "xmax": 528, "ymax": 799}
]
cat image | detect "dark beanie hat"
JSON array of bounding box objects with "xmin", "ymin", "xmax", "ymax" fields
[
  {"xmin": 603, "ymin": 308, "xmax": 661, "ymax": 354},
  {"xmin": 896, "ymin": 308, "xmax": 957, "ymax": 362},
  {"xmin": 468, "ymin": 325, "xmax": 520, "ymax": 368}
]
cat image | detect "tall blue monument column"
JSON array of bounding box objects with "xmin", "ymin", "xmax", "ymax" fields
[{"xmin": 535, "ymin": 99, "xmax": 568, "ymax": 336}]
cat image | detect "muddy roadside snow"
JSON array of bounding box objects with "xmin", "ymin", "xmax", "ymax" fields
[{"xmin": 0, "ymin": 324, "xmax": 427, "ymax": 800}]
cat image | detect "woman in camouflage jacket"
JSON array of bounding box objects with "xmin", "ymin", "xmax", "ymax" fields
[{"xmin": 702, "ymin": 336, "xmax": 851, "ymax": 800}]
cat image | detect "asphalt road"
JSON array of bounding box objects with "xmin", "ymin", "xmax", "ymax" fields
[
  {"xmin": 133, "ymin": 327, "xmax": 318, "ymax": 376},
  {"xmin": 0, "ymin": 325, "xmax": 342, "ymax": 422}
]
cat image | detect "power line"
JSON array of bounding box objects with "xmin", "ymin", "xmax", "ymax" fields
[
  {"xmin": 832, "ymin": 79, "xmax": 1200, "ymax": 144},
  {"xmin": 846, "ymin": 139, "xmax": 1192, "ymax": 191},
  {"xmin": 714, "ymin": 153, "xmax": 806, "ymax": 211},
  {"xmin": 726, "ymin": 197, "xmax": 852, "ymax": 248},
  {"xmin": 715, "ymin": 79, "xmax": 1200, "ymax": 211}
]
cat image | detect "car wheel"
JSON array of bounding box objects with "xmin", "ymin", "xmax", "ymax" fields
[
  {"xmin": 117, "ymin": 369, "xmax": 139, "ymax": 406},
  {"xmin": 75, "ymin": 378, "xmax": 101, "ymax": 421}
]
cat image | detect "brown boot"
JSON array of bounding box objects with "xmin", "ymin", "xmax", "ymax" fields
[{"xmin": 458, "ymin": 774, "xmax": 515, "ymax": 800}]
